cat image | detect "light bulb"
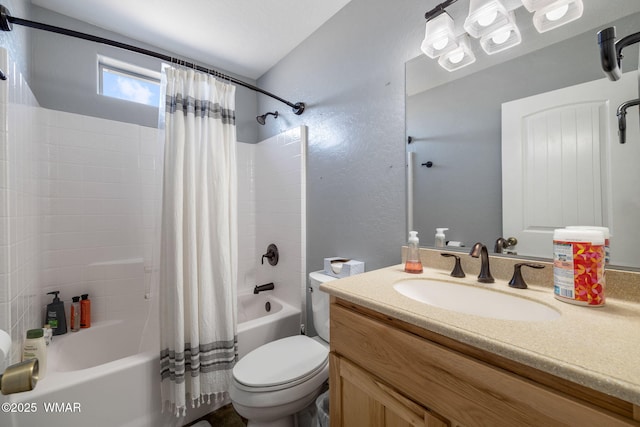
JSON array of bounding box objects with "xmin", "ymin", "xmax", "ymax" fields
[
  {"xmin": 477, "ymin": 10, "xmax": 497, "ymax": 27},
  {"xmin": 545, "ymin": 4, "xmax": 569, "ymax": 21},
  {"xmin": 492, "ymin": 29, "xmax": 511, "ymax": 44},
  {"xmin": 448, "ymin": 50, "xmax": 465, "ymax": 64},
  {"xmin": 433, "ymin": 37, "xmax": 449, "ymax": 51}
]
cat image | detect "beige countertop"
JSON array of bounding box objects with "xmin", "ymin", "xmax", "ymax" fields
[{"xmin": 320, "ymin": 264, "xmax": 640, "ymax": 406}]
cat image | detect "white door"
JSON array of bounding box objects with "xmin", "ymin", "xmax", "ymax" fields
[{"xmin": 502, "ymin": 71, "xmax": 639, "ymax": 264}]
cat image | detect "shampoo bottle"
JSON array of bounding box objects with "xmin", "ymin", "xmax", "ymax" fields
[
  {"xmin": 80, "ymin": 294, "xmax": 91, "ymax": 329},
  {"xmin": 22, "ymin": 328, "xmax": 46, "ymax": 379},
  {"xmin": 70, "ymin": 296, "xmax": 81, "ymax": 332},
  {"xmin": 405, "ymin": 231, "xmax": 423, "ymax": 274},
  {"xmin": 46, "ymin": 291, "xmax": 67, "ymax": 335},
  {"xmin": 435, "ymin": 228, "xmax": 449, "ymax": 248}
]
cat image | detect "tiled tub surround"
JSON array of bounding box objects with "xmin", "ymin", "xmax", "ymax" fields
[
  {"xmin": 39, "ymin": 109, "xmax": 162, "ymax": 326},
  {"xmin": 321, "ymin": 247, "xmax": 640, "ymax": 408},
  {"xmin": 0, "ymin": 46, "xmax": 164, "ymax": 368},
  {"xmin": 0, "ymin": 48, "xmax": 43, "ymax": 369},
  {"xmin": 237, "ymin": 127, "xmax": 307, "ymax": 312}
]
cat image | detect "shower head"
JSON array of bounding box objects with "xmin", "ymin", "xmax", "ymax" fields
[
  {"xmin": 256, "ymin": 111, "xmax": 278, "ymax": 125},
  {"xmin": 597, "ymin": 27, "xmax": 640, "ymax": 82}
]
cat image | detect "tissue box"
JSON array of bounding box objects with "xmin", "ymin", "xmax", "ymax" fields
[{"xmin": 323, "ymin": 257, "xmax": 365, "ymax": 279}]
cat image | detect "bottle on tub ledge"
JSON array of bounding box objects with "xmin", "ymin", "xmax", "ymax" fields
[
  {"xmin": 45, "ymin": 291, "xmax": 67, "ymax": 336},
  {"xmin": 80, "ymin": 294, "xmax": 91, "ymax": 329},
  {"xmin": 22, "ymin": 328, "xmax": 47, "ymax": 379},
  {"xmin": 70, "ymin": 296, "xmax": 81, "ymax": 332}
]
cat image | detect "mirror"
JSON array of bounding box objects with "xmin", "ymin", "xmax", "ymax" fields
[{"xmin": 406, "ymin": 1, "xmax": 640, "ymax": 269}]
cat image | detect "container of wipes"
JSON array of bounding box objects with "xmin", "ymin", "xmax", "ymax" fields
[
  {"xmin": 553, "ymin": 228, "xmax": 606, "ymax": 307},
  {"xmin": 565, "ymin": 226, "xmax": 611, "ymax": 265}
]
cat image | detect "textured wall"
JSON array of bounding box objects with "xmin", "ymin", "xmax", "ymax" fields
[{"xmin": 256, "ymin": 0, "xmax": 428, "ymax": 276}]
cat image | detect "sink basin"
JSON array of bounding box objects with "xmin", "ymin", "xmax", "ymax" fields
[{"xmin": 393, "ymin": 279, "xmax": 560, "ymax": 321}]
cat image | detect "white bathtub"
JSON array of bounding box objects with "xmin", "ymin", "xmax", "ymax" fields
[
  {"xmin": 0, "ymin": 293, "xmax": 300, "ymax": 427},
  {"xmin": 237, "ymin": 291, "xmax": 301, "ymax": 359}
]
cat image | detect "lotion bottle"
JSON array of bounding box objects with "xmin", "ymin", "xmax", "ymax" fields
[
  {"xmin": 22, "ymin": 328, "xmax": 46, "ymax": 379},
  {"xmin": 405, "ymin": 231, "xmax": 423, "ymax": 274},
  {"xmin": 435, "ymin": 228, "xmax": 449, "ymax": 248},
  {"xmin": 70, "ymin": 296, "xmax": 81, "ymax": 332},
  {"xmin": 80, "ymin": 294, "xmax": 91, "ymax": 328}
]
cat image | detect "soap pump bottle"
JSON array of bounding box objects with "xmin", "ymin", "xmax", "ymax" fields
[
  {"xmin": 435, "ymin": 228, "xmax": 449, "ymax": 248},
  {"xmin": 46, "ymin": 291, "xmax": 67, "ymax": 336},
  {"xmin": 70, "ymin": 296, "xmax": 81, "ymax": 332},
  {"xmin": 80, "ymin": 294, "xmax": 91, "ymax": 329},
  {"xmin": 405, "ymin": 231, "xmax": 423, "ymax": 274}
]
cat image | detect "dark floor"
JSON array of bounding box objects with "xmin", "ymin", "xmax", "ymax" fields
[{"xmin": 186, "ymin": 404, "xmax": 246, "ymax": 427}]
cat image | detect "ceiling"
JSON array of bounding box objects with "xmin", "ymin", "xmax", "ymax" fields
[{"xmin": 30, "ymin": 0, "xmax": 353, "ymax": 80}]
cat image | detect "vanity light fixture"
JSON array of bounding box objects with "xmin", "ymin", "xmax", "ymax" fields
[
  {"xmin": 479, "ymin": 12, "xmax": 522, "ymax": 55},
  {"xmin": 438, "ymin": 34, "xmax": 476, "ymax": 71},
  {"xmin": 421, "ymin": 11, "xmax": 458, "ymax": 58},
  {"xmin": 521, "ymin": 0, "xmax": 584, "ymax": 33},
  {"xmin": 421, "ymin": 0, "xmax": 585, "ymax": 72},
  {"xmin": 463, "ymin": 0, "xmax": 511, "ymax": 38}
]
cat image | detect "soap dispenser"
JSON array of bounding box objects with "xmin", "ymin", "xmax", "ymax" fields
[
  {"xmin": 405, "ymin": 231, "xmax": 423, "ymax": 274},
  {"xmin": 46, "ymin": 291, "xmax": 67, "ymax": 336},
  {"xmin": 435, "ymin": 228, "xmax": 449, "ymax": 248}
]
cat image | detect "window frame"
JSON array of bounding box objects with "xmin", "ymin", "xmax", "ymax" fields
[{"xmin": 97, "ymin": 55, "xmax": 162, "ymax": 107}]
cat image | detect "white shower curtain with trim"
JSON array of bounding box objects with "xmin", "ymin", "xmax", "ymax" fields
[{"xmin": 159, "ymin": 66, "xmax": 238, "ymax": 416}]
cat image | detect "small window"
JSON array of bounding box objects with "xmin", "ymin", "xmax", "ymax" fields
[{"xmin": 98, "ymin": 56, "xmax": 161, "ymax": 107}]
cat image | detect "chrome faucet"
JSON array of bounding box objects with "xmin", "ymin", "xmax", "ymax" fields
[{"xmin": 469, "ymin": 242, "xmax": 494, "ymax": 283}]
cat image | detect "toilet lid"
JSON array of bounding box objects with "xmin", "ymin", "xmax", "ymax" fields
[{"xmin": 233, "ymin": 335, "xmax": 328, "ymax": 388}]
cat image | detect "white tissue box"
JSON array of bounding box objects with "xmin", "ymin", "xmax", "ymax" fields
[{"xmin": 323, "ymin": 257, "xmax": 365, "ymax": 279}]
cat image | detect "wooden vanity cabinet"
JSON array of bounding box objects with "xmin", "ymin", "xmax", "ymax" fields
[{"xmin": 329, "ymin": 298, "xmax": 640, "ymax": 427}]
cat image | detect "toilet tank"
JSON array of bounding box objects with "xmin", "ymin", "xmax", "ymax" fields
[{"xmin": 309, "ymin": 271, "xmax": 335, "ymax": 342}]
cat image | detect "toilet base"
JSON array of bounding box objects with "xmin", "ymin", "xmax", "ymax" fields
[{"xmin": 232, "ymin": 386, "xmax": 322, "ymax": 427}]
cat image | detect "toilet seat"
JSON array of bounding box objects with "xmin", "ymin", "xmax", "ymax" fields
[{"xmin": 233, "ymin": 335, "xmax": 328, "ymax": 392}]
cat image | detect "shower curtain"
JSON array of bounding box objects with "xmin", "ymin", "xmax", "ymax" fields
[{"xmin": 159, "ymin": 67, "xmax": 238, "ymax": 416}]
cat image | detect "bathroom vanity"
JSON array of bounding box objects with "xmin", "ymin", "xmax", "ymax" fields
[{"xmin": 321, "ymin": 260, "xmax": 640, "ymax": 426}]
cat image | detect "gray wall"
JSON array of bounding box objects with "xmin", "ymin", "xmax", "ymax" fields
[
  {"xmin": 29, "ymin": 6, "xmax": 259, "ymax": 142},
  {"xmin": 256, "ymin": 0, "xmax": 427, "ymax": 276}
]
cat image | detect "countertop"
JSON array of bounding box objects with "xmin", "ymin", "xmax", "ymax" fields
[{"xmin": 320, "ymin": 264, "xmax": 640, "ymax": 406}]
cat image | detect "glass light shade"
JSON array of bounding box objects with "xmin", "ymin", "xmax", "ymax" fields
[
  {"xmin": 463, "ymin": 0, "xmax": 510, "ymax": 38},
  {"xmin": 421, "ymin": 12, "xmax": 458, "ymax": 58},
  {"xmin": 479, "ymin": 16, "xmax": 521, "ymax": 55},
  {"xmin": 438, "ymin": 35, "xmax": 476, "ymax": 71},
  {"xmin": 532, "ymin": 0, "xmax": 583, "ymax": 33}
]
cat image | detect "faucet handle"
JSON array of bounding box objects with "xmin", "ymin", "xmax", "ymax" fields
[
  {"xmin": 261, "ymin": 243, "xmax": 279, "ymax": 266},
  {"xmin": 441, "ymin": 253, "xmax": 465, "ymax": 278},
  {"xmin": 508, "ymin": 263, "xmax": 545, "ymax": 289}
]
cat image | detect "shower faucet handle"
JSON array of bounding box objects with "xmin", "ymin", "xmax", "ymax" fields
[{"xmin": 261, "ymin": 244, "xmax": 279, "ymax": 266}]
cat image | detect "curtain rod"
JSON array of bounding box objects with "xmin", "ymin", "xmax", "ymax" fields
[{"xmin": 0, "ymin": 5, "xmax": 305, "ymax": 115}]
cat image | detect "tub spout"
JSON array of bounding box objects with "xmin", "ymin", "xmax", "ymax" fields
[{"xmin": 253, "ymin": 282, "xmax": 275, "ymax": 294}]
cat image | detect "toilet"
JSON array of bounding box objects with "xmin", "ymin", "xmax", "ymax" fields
[{"xmin": 229, "ymin": 271, "xmax": 334, "ymax": 427}]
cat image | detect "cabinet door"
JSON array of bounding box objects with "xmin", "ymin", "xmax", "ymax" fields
[{"xmin": 330, "ymin": 353, "xmax": 449, "ymax": 427}]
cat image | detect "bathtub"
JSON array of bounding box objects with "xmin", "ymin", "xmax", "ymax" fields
[
  {"xmin": 0, "ymin": 293, "xmax": 300, "ymax": 427},
  {"xmin": 237, "ymin": 291, "xmax": 301, "ymax": 359}
]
